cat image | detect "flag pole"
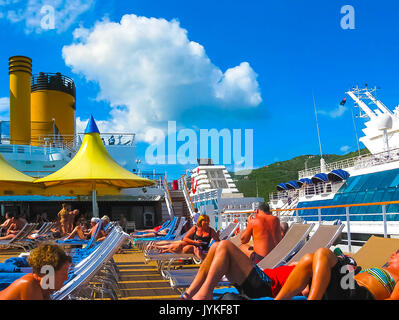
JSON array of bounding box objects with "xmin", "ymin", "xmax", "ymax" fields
[{"xmin": 312, "ymin": 91, "xmax": 325, "ymax": 172}]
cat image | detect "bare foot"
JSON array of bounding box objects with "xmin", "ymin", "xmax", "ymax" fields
[
  {"xmin": 180, "ymin": 292, "xmax": 192, "ymax": 300},
  {"xmin": 192, "ymin": 292, "xmax": 212, "ymax": 300}
]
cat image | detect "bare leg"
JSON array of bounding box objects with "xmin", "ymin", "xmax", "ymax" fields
[
  {"xmin": 275, "ymin": 248, "xmax": 338, "ymax": 300},
  {"xmin": 184, "ymin": 242, "xmax": 220, "ymax": 299},
  {"xmin": 182, "ymin": 245, "xmax": 195, "ymax": 254},
  {"xmin": 65, "ymin": 226, "xmax": 86, "ymax": 240},
  {"xmin": 239, "ymin": 243, "xmax": 253, "ymax": 258},
  {"xmin": 274, "ymin": 253, "xmax": 314, "ymax": 300},
  {"xmin": 307, "ymin": 248, "xmax": 338, "ymax": 300},
  {"xmin": 0, "ymin": 234, "xmax": 16, "ymax": 240},
  {"xmin": 188, "ymin": 240, "xmax": 253, "ymax": 300}
]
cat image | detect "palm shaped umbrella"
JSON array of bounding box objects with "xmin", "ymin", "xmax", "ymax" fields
[{"xmin": 35, "ymin": 116, "xmax": 154, "ymax": 217}]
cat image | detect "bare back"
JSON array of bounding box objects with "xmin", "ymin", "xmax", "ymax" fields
[
  {"xmin": 242, "ymin": 212, "xmax": 282, "ymax": 257},
  {"xmin": 0, "ymin": 274, "xmax": 45, "ymax": 300}
]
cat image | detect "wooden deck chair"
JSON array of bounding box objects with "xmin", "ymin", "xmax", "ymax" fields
[
  {"xmin": 166, "ymin": 223, "xmax": 315, "ymax": 290},
  {"xmin": 286, "ymin": 223, "xmax": 344, "ymax": 264},
  {"xmin": 257, "ymin": 223, "xmax": 315, "ymax": 269},
  {"xmin": 228, "ymin": 230, "xmax": 245, "ymax": 247},
  {"xmin": 218, "ymin": 222, "xmax": 239, "ymax": 241},
  {"xmin": 350, "ymin": 235, "xmax": 399, "ymax": 269}
]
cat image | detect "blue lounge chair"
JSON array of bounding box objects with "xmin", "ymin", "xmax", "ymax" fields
[{"xmin": 56, "ymin": 220, "xmax": 103, "ymax": 249}]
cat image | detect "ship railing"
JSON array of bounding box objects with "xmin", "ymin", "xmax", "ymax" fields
[
  {"xmin": 220, "ymin": 200, "xmax": 399, "ymax": 252},
  {"xmin": 219, "ymin": 197, "xmax": 261, "ymax": 212},
  {"xmin": 0, "ymin": 141, "xmax": 71, "ymax": 157},
  {"xmin": 299, "ymin": 147, "xmax": 399, "ymax": 179},
  {"xmin": 178, "ymin": 175, "xmax": 196, "ymax": 216},
  {"xmin": 76, "ymin": 132, "xmax": 136, "ymax": 147},
  {"xmin": 191, "ymin": 189, "xmax": 220, "ymax": 204},
  {"xmin": 269, "ymin": 182, "xmax": 342, "ymax": 204},
  {"xmin": 219, "ymin": 210, "xmax": 255, "ymax": 231},
  {"xmin": 272, "ymin": 200, "xmax": 399, "ymax": 253},
  {"xmin": 269, "ymin": 189, "xmax": 299, "ymax": 202},
  {"xmin": 161, "ymin": 176, "xmax": 175, "ymax": 218},
  {"xmin": 34, "ymin": 132, "xmax": 136, "ymax": 152}
]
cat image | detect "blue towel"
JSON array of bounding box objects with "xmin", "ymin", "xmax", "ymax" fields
[
  {"xmin": 212, "ymin": 287, "xmax": 307, "ymax": 300},
  {"xmin": 56, "ymin": 239, "xmax": 87, "ymax": 244},
  {"xmin": 0, "ymin": 257, "xmax": 29, "ymax": 273},
  {"xmin": 0, "ymin": 264, "xmax": 20, "ymax": 273},
  {"xmin": 0, "ymin": 273, "xmax": 28, "ymax": 290},
  {"xmin": 4, "ymin": 257, "xmax": 29, "ymax": 268}
]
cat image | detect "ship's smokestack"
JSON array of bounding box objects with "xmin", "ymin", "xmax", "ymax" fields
[{"xmin": 9, "ymin": 56, "xmax": 32, "ymax": 145}]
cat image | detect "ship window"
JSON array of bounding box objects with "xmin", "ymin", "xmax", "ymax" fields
[{"xmin": 206, "ymin": 169, "xmax": 228, "ymax": 189}]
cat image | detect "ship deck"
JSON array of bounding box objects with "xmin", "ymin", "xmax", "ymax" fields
[
  {"xmin": 0, "ymin": 246, "xmax": 185, "ymax": 300},
  {"xmin": 112, "ymin": 247, "xmax": 181, "ymax": 300}
]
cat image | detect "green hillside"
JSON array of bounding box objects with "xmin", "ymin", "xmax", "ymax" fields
[{"xmin": 231, "ymin": 148, "xmax": 370, "ymax": 201}]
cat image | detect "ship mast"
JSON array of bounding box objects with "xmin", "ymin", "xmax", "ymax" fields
[
  {"xmin": 312, "ymin": 92, "xmax": 326, "ymax": 172},
  {"xmin": 346, "ymin": 86, "xmax": 378, "ymax": 119}
]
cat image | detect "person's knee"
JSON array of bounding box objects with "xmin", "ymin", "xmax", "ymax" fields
[
  {"xmin": 299, "ymin": 253, "xmax": 314, "ymax": 270},
  {"xmin": 314, "ymin": 247, "xmax": 332, "ymax": 259},
  {"xmin": 216, "ymin": 240, "xmax": 235, "ymax": 255}
]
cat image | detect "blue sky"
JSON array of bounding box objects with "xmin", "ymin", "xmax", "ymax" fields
[{"xmin": 0, "ymin": 0, "xmax": 398, "ymax": 179}]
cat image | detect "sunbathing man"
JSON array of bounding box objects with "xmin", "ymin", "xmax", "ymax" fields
[
  {"xmin": 0, "ymin": 243, "xmax": 72, "ymax": 300},
  {"xmin": 130, "ymin": 227, "xmax": 170, "ymax": 238},
  {"xmin": 134, "ymin": 224, "xmax": 165, "ymax": 234},
  {"xmin": 239, "ymin": 202, "xmax": 282, "ymax": 264},
  {"xmin": 64, "ymin": 217, "xmax": 101, "ymax": 240},
  {"xmin": 0, "ymin": 213, "xmax": 26, "ymax": 240},
  {"xmin": 97, "ymin": 215, "xmax": 111, "ymax": 241},
  {"xmin": 275, "ymin": 247, "xmax": 399, "ymax": 300},
  {"xmin": 181, "ymin": 239, "xmax": 299, "ymax": 300},
  {"xmin": 146, "ymin": 239, "xmax": 189, "ymax": 254},
  {"xmin": 182, "ymin": 215, "xmax": 220, "ymax": 261},
  {"xmin": 0, "ymin": 212, "xmax": 13, "ymax": 235}
]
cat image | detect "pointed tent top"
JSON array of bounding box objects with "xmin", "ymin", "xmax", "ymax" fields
[{"xmin": 85, "ymin": 115, "xmax": 100, "ymax": 134}]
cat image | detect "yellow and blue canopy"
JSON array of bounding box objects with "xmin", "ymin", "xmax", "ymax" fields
[{"xmin": 35, "ymin": 115, "xmax": 154, "ymax": 196}]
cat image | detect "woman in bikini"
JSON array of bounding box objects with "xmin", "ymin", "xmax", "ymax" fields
[
  {"xmin": 182, "ymin": 214, "xmax": 220, "ymax": 261},
  {"xmin": 275, "ymin": 247, "xmax": 399, "ymax": 300}
]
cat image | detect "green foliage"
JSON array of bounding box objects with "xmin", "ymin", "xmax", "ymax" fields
[{"xmin": 231, "ymin": 148, "xmax": 369, "ymax": 201}]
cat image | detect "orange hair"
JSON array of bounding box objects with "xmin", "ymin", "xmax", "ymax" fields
[{"xmin": 196, "ymin": 214, "xmax": 210, "ymax": 227}]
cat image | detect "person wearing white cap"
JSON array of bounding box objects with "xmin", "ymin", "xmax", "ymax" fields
[{"xmin": 65, "ymin": 216, "xmax": 101, "ymax": 240}]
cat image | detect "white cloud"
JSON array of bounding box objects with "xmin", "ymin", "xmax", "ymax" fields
[
  {"xmin": 0, "ymin": 97, "xmax": 10, "ymax": 120},
  {"xmin": 318, "ymin": 105, "xmax": 348, "ymax": 118},
  {"xmin": 340, "ymin": 145, "xmax": 351, "ymax": 153},
  {"xmin": 62, "ymin": 14, "xmax": 262, "ymax": 142},
  {"xmin": 0, "ymin": 0, "xmax": 95, "ymax": 33}
]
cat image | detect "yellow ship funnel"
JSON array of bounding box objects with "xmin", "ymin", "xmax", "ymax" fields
[
  {"xmin": 9, "ymin": 56, "xmax": 32, "ymax": 145},
  {"xmin": 30, "ymin": 72, "xmax": 76, "ymax": 147}
]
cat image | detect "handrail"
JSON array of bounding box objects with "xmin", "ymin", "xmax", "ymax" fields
[
  {"xmin": 221, "ymin": 200, "xmax": 399, "ymax": 215},
  {"xmin": 180, "ymin": 174, "xmax": 195, "ymax": 214},
  {"xmin": 272, "ymin": 200, "xmax": 399, "ymax": 212},
  {"xmin": 163, "ymin": 176, "xmax": 174, "ymax": 207},
  {"xmin": 299, "ymin": 146, "xmax": 399, "ymax": 179},
  {"xmin": 162, "ymin": 176, "xmax": 174, "ymax": 218},
  {"xmin": 219, "ymin": 200, "xmax": 399, "ymax": 252},
  {"xmin": 221, "ymin": 211, "xmax": 255, "ymax": 215}
]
